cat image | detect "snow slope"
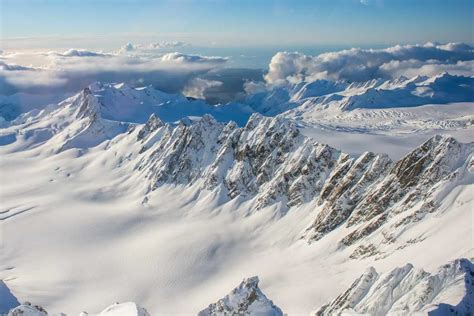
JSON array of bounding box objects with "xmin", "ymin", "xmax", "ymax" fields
[
  {"xmin": 0, "ymin": 92, "xmax": 72, "ymax": 121},
  {"xmin": 274, "ymin": 74, "xmax": 474, "ymax": 159},
  {"xmin": 0, "ymin": 86, "xmax": 472, "ymax": 314}
]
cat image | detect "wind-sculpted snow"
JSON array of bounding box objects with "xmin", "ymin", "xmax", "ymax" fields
[
  {"xmin": 199, "ymin": 276, "xmax": 283, "ymax": 316},
  {"xmin": 314, "ymin": 258, "xmax": 474, "ymax": 315}
]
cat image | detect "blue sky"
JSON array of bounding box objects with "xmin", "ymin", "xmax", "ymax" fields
[{"xmin": 1, "ymin": 0, "xmax": 473, "ymax": 49}]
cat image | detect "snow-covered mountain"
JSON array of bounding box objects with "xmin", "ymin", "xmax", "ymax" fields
[
  {"xmin": 0, "ymin": 82, "xmax": 254, "ymax": 126},
  {"xmin": 0, "ymin": 73, "xmax": 472, "ymax": 314},
  {"xmin": 245, "ymin": 73, "xmax": 473, "ymax": 115},
  {"xmin": 2, "ymin": 73, "xmax": 472, "ymax": 126},
  {"xmin": 272, "ymin": 74, "xmax": 474, "ymax": 159},
  {"xmin": 199, "ymin": 276, "xmax": 283, "ymax": 315},
  {"xmin": 314, "ymin": 258, "xmax": 473, "ymax": 315}
]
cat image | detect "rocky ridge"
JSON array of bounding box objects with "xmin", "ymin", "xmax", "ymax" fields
[
  {"xmin": 132, "ymin": 110, "xmax": 473, "ymax": 250},
  {"xmin": 314, "ymin": 258, "xmax": 474, "ymax": 315},
  {"xmin": 198, "ymin": 276, "xmax": 283, "ymax": 316}
]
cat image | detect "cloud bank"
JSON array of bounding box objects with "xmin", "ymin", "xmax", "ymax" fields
[
  {"xmin": 264, "ymin": 42, "xmax": 474, "ymax": 86},
  {"xmin": 0, "ymin": 47, "xmax": 227, "ymax": 95},
  {"xmin": 2, "ymin": 42, "xmax": 472, "ymax": 104}
]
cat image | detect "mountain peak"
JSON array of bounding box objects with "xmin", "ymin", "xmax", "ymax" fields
[
  {"xmin": 137, "ymin": 113, "xmax": 164, "ymax": 141},
  {"xmin": 199, "ymin": 276, "xmax": 283, "ymax": 316},
  {"xmin": 73, "ymin": 88, "xmax": 101, "ymax": 120},
  {"xmin": 245, "ymin": 112, "xmax": 265, "ymax": 129}
]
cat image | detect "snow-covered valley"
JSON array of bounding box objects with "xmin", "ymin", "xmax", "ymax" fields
[{"xmin": 0, "ymin": 43, "xmax": 473, "ymax": 315}]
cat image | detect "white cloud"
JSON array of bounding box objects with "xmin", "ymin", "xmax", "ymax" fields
[
  {"xmin": 264, "ymin": 42, "xmax": 474, "ymax": 86},
  {"xmin": 0, "ymin": 62, "xmax": 68, "ymax": 93},
  {"xmin": 60, "ymin": 49, "xmax": 108, "ymax": 57},
  {"xmin": 379, "ymin": 59, "xmax": 474, "ymax": 78},
  {"xmin": 243, "ymin": 80, "xmax": 267, "ymax": 95},
  {"xmin": 148, "ymin": 41, "xmax": 187, "ymax": 50},
  {"xmin": 116, "ymin": 41, "xmax": 189, "ymax": 55},
  {"xmin": 183, "ymin": 78, "xmax": 223, "ymax": 99},
  {"xmin": 0, "ymin": 48, "xmax": 227, "ymax": 95},
  {"xmin": 118, "ymin": 42, "xmax": 137, "ymax": 54}
]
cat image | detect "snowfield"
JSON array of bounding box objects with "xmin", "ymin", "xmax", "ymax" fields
[
  {"xmin": 296, "ymin": 102, "xmax": 474, "ymax": 160},
  {"xmin": 0, "ymin": 67, "xmax": 473, "ymax": 315}
]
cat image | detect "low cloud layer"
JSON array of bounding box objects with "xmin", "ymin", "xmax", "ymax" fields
[
  {"xmin": 264, "ymin": 42, "xmax": 474, "ymax": 86},
  {"xmin": 2, "ymin": 42, "xmax": 472, "ymax": 103},
  {"xmin": 0, "ymin": 47, "xmax": 227, "ymax": 95},
  {"xmin": 183, "ymin": 78, "xmax": 223, "ymax": 99}
]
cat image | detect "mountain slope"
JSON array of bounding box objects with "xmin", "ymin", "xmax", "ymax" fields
[{"xmin": 127, "ymin": 113, "xmax": 473, "ymax": 254}]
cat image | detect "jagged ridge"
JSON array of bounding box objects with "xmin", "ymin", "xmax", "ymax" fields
[
  {"xmin": 133, "ymin": 111, "xmax": 473, "ymax": 248},
  {"xmin": 314, "ymin": 258, "xmax": 474, "ymax": 316}
]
